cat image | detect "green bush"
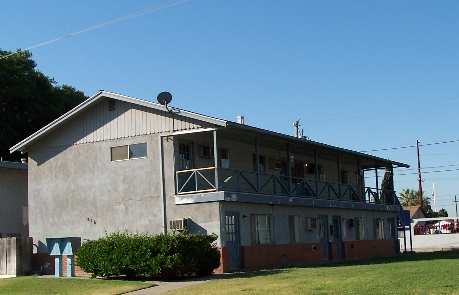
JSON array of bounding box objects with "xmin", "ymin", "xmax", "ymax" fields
[{"xmin": 75, "ymin": 231, "xmax": 220, "ymax": 279}]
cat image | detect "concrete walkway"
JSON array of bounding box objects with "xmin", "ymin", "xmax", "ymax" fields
[{"xmin": 124, "ymin": 274, "xmax": 232, "ymax": 295}]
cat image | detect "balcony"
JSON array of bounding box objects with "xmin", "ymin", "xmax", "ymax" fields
[{"xmin": 175, "ymin": 167, "xmax": 397, "ymax": 206}]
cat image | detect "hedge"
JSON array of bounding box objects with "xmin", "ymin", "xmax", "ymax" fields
[{"xmin": 75, "ymin": 231, "xmax": 220, "ymax": 278}]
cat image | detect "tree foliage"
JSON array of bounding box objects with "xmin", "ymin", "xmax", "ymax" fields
[
  {"xmin": 380, "ymin": 167, "xmax": 394, "ymax": 204},
  {"xmin": 0, "ymin": 49, "xmax": 87, "ymax": 161},
  {"xmin": 399, "ymin": 188, "xmax": 448, "ymax": 217}
]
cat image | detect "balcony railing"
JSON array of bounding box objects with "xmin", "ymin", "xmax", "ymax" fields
[{"xmin": 176, "ymin": 167, "xmax": 398, "ymax": 205}]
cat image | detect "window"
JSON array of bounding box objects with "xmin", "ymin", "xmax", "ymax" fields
[
  {"xmin": 179, "ymin": 143, "xmax": 192, "ymax": 170},
  {"xmin": 219, "ymin": 148, "xmax": 229, "ymax": 168},
  {"xmin": 251, "ymin": 214, "xmax": 272, "ymax": 245},
  {"xmin": 289, "ymin": 215, "xmax": 301, "ymax": 243},
  {"xmin": 375, "ymin": 218, "xmax": 385, "ymax": 239},
  {"xmin": 252, "ymin": 155, "xmax": 266, "ymax": 172},
  {"xmin": 319, "ymin": 165, "xmax": 325, "ymax": 181},
  {"xmin": 305, "ymin": 217, "xmax": 317, "ymax": 230},
  {"xmin": 129, "ymin": 143, "xmax": 147, "ymax": 158},
  {"xmin": 306, "ymin": 164, "xmax": 325, "ymax": 181},
  {"xmin": 226, "ymin": 215, "xmax": 237, "ymax": 242},
  {"xmin": 111, "ymin": 143, "xmax": 147, "ymax": 161},
  {"xmin": 355, "ymin": 217, "xmax": 364, "ymax": 240},
  {"xmin": 340, "ymin": 170, "xmax": 349, "ymax": 184},
  {"xmin": 291, "ymin": 162, "xmax": 304, "ymax": 183},
  {"xmin": 199, "ymin": 145, "xmax": 213, "ymax": 158}
]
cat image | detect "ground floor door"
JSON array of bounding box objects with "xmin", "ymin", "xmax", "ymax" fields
[
  {"xmin": 318, "ymin": 215, "xmax": 330, "ymax": 260},
  {"xmin": 225, "ymin": 212, "xmax": 241, "ymax": 269},
  {"xmin": 332, "ymin": 215, "xmax": 343, "ymax": 259}
]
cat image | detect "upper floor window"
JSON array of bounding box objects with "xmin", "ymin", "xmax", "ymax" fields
[
  {"xmin": 341, "ymin": 170, "xmax": 349, "ymax": 184},
  {"xmin": 252, "ymin": 154, "xmax": 266, "ymax": 173},
  {"xmin": 179, "ymin": 143, "xmax": 192, "ymax": 170},
  {"xmin": 111, "ymin": 143, "xmax": 147, "ymax": 161},
  {"xmin": 306, "ymin": 164, "xmax": 325, "ymax": 181}
]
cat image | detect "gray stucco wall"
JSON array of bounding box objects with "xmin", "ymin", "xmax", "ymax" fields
[
  {"xmin": 219, "ymin": 202, "xmax": 396, "ymax": 246},
  {"xmin": 0, "ymin": 164, "xmax": 28, "ymax": 238},
  {"xmin": 28, "ymin": 134, "xmax": 166, "ymax": 253}
]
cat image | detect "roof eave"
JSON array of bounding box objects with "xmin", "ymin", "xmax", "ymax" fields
[{"xmin": 226, "ymin": 122, "xmax": 409, "ymax": 169}]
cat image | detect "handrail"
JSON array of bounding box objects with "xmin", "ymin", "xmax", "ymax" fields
[{"xmin": 175, "ymin": 167, "xmax": 398, "ymax": 205}]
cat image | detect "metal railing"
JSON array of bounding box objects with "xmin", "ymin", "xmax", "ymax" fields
[{"xmin": 176, "ymin": 167, "xmax": 398, "ymax": 205}]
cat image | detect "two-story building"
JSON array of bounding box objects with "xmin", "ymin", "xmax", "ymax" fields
[{"xmin": 10, "ymin": 91, "xmax": 409, "ymax": 273}]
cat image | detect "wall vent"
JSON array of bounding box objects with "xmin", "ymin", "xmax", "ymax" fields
[{"xmin": 108, "ymin": 99, "xmax": 116, "ymax": 111}]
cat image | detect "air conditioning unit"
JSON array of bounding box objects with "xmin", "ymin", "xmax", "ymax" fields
[
  {"xmin": 169, "ymin": 218, "xmax": 189, "ymax": 231},
  {"xmin": 347, "ymin": 218, "xmax": 355, "ymax": 227}
]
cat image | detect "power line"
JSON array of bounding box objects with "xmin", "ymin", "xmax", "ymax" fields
[
  {"xmin": 360, "ymin": 139, "xmax": 459, "ymax": 153},
  {"xmin": 0, "ymin": 0, "xmax": 189, "ymax": 60}
]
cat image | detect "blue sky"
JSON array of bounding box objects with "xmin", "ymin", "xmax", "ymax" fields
[{"xmin": 2, "ymin": 0, "xmax": 459, "ymax": 215}]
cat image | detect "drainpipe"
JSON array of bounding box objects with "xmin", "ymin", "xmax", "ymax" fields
[{"xmin": 159, "ymin": 135, "xmax": 168, "ymax": 234}]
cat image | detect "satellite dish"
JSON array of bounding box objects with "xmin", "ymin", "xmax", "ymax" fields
[{"xmin": 157, "ymin": 92, "xmax": 172, "ymax": 106}]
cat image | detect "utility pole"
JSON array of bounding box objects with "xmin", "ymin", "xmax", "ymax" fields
[
  {"xmin": 293, "ymin": 118, "xmax": 300, "ymax": 138},
  {"xmin": 416, "ymin": 140, "xmax": 423, "ymax": 207},
  {"xmin": 454, "ymin": 195, "xmax": 458, "ymax": 232},
  {"xmin": 454, "ymin": 195, "xmax": 458, "ymax": 218}
]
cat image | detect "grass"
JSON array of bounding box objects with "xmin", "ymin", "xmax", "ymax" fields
[
  {"xmin": 0, "ymin": 276, "xmax": 155, "ymax": 295},
  {"xmin": 166, "ymin": 250, "xmax": 459, "ymax": 295},
  {"xmin": 2, "ymin": 251, "xmax": 459, "ymax": 294}
]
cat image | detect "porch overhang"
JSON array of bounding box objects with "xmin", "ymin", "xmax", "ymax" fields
[{"xmin": 175, "ymin": 191, "xmax": 400, "ymax": 212}]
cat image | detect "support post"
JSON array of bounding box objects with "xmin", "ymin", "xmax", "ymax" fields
[
  {"xmin": 337, "ymin": 155, "xmax": 341, "ymax": 200},
  {"xmin": 314, "ymin": 149, "xmax": 319, "ymax": 197},
  {"xmin": 375, "ymin": 167, "xmax": 379, "ymax": 203},
  {"xmin": 255, "ymin": 137, "xmax": 260, "ymax": 192},
  {"xmin": 417, "ymin": 140, "xmax": 424, "ymax": 207},
  {"xmin": 286, "ymin": 142, "xmax": 291, "ymax": 194},
  {"xmin": 213, "ymin": 130, "xmax": 219, "ymax": 191}
]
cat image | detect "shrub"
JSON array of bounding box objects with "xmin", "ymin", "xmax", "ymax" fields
[{"xmin": 75, "ymin": 231, "xmax": 220, "ymax": 279}]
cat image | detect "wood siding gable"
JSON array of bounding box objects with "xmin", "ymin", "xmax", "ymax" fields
[{"xmin": 30, "ymin": 98, "xmax": 216, "ymax": 151}]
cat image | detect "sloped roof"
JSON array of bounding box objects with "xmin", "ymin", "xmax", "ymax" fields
[
  {"xmin": 403, "ymin": 205, "xmax": 427, "ymax": 219},
  {"xmin": 9, "ymin": 90, "xmax": 410, "ymax": 170}
]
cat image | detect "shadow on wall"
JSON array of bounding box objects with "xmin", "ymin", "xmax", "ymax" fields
[{"xmin": 189, "ymin": 220, "xmax": 207, "ymax": 235}]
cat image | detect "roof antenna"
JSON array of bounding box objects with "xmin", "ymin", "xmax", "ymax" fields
[{"xmin": 157, "ymin": 92, "xmax": 173, "ymax": 113}]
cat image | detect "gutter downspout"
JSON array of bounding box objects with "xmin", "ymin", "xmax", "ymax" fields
[{"xmin": 159, "ymin": 135, "xmax": 168, "ymax": 234}]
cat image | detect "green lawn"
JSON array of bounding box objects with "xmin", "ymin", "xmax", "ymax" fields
[
  {"xmin": 167, "ymin": 250, "xmax": 459, "ymax": 295},
  {"xmin": 0, "ymin": 276, "xmax": 155, "ymax": 295},
  {"xmin": 2, "ymin": 251, "xmax": 459, "ymax": 295}
]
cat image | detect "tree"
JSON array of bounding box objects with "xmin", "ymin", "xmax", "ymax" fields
[
  {"xmin": 399, "ymin": 188, "xmax": 448, "ymax": 217},
  {"xmin": 0, "ymin": 49, "xmax": 87, "ymax": 161},
  {"xmin": 398, "ymin": 188, "xmax": 428, "ymax": 207},
  {"xmin": 380, "ymin": 167, "xmax": 394, "ymax": 204}
]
